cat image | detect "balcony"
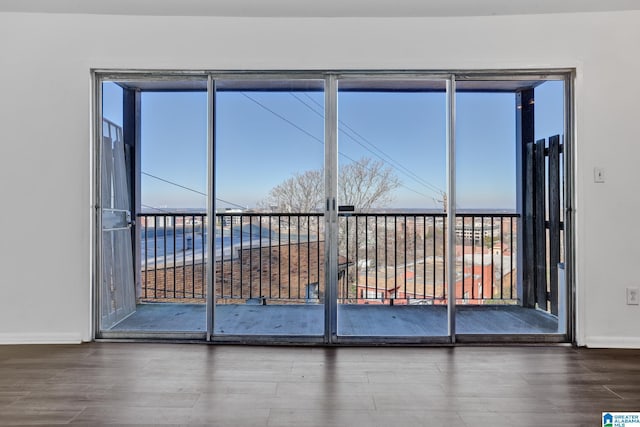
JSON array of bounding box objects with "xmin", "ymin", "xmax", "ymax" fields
[{"xmin": 107, "ymin": 211, "xmax": 560, "ymax": 338}]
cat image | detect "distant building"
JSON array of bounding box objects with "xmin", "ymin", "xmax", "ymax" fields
[
  {"xmin": 355, "ymin": 247, "xmax": 516, "ymax": 305},
  {"xmin": 220, "ymin": 208, "xmax": 243, "ymax": 226}
]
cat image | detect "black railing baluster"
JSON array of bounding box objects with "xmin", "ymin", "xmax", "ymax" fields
[
  {"xmin": 394, "ymin": 216, "xmax": 398, "ymax": 299},
  {"xmin": 366, "ymin": 216, "xmax": 369, "ymax": 300},
  {"xmin": 422, "ymin": 215, "xmax": 426, "ymax": 299},
  {"xmin": 259, "ymin": 215, "xmax": 263, "ymax": 300},
  {"xmin": 182, "ymin": 215, "xmax": 186, "ymax": 297},
  {"xmin": 471, "ymin": 216, "xmax": 475, "ymax": 300},
  {"xmin": 489, "ymin": 217, "xmax": 496, "ymax": 299},
  {"xmin": 297, "ymin": 215, "xmax": 301, "ymax": 299},
  {"xmin": 163, "ymin": 215, "xmax": 167, "ymax": 298},
  {"xmin": 356, "ymin": 216, "xmax": 360, "ymax": 300},
  {"xmin": 288, "ymin": 216, "xmax": 291, "ymax": 300},
  {"xmin": 190, "ymin": 215, "xmax": 195, "ymax": 298},
  {"xmin": 461, "ymin": 216, "xmax": 465, "ymax": 300},
  {"xmin": 173, "ymin": 216, "xmax": 176, "ymax": 298},
  {"xmin": 316, "ymin": 217, "xmax": 320, "ymax": 294},
  {"xmin": 500, "ymin": 217, "xmax": 504, "ymax": 300},
  {"xmin": 432, "ymin": 215, "xmax": 436, "ymax": 300},
  {"xmin": 375, "ymin": 216, "xmax": 379, "ymax": 301},
  {"xmin": 413, "ymin": 215, "xmax": 416, "ymax": 300},
  {"xmin": 481, "ymin": 218, "xmax": 485, "ymax": 299},
  {"xmin": 403, "ymin": 215, "xmax": 407, "ymax": 299},
  {"xmin": 239, "ymin": 215, "xmax": 244, "ymax": 299},
  {"xmin": 200, "ymin": 215, "xmax": 205, "ymax": 295},
  {"xmin": 144, "ymin": 218, "xmax": 148, "ymax": 298},
  {"xmin": 443, "ymin": 219, "xmax": 446, "ymax": 300},
  {"xmin": 510, "ymin": 217, "xmax": 514, "ymax": 299},
  {"xmin": 220, "ymin": 215, "xmax": 224, "ymax": 299},
  {"xmin": 229, "ymin": 215, "xmax": 233, "ymax": 299},
  {"xmin": 278, "ymin": 215, "xmax": 281, "ymax": 299},
  {"xmin": 249, "ymin": 216, "xmax": 253, "ymax": 299},
  {"xmin": 345, "ymin": 216, "xmax": 349, "ymax": 300},
  {"xmin": 305, "ymin": 216, "xmax": 312, "ymax": 297},
  {"xmin": 385, "ymin": 216, "xmax": 388, "ymax": 296},
  {"xmin": 270, "ymin": 216, "xmax": 273, "ymax": 299},
  {"xmin": 154, "ymin": 216, "xmax": 158, "ymax": 299}
]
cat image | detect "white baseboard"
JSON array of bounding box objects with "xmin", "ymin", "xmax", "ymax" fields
[
  {"xmin": 0, "ymin": 333, "xmax": 83, "ymax": 345},
  {"xmin": 585, "ymin": 336, "xmax": 640, "ymax": 349}
]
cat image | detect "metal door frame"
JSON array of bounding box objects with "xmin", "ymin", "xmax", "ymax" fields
[{"xmin": 91, "ymin": 69, "xmax": 575, "ymax": 345}]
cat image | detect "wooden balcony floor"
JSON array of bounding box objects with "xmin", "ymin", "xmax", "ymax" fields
[{"xmin": 108, "ymin": 303, "xmax": 559, "ymax": 337}]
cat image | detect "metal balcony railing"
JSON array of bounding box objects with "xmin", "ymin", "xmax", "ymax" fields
[
  {"xmin": 137, "ymin": 212, "xmax": 519, "ymax": 305},
  {"xmin": 139, "ymin": 213, "xmax": 208, "ymax": 300}
]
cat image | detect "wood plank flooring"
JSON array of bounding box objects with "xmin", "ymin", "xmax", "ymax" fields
[{"xmin": 1, "ymin": 343, "xmax": 639, "ymax": 426}]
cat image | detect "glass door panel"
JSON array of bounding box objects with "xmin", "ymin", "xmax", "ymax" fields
[
  {"xmin": 335, "ymin": 79, "xmax": 448, "ymax": 338},
  {"xmin": 454, "ymin": 79, "xmax": 566, "ymax": 335},
  {"xmin": 214, "ymin": 79, "xmax": 326, "ymax": 337},
  {"xmin": 100, "ymin": 84, "xmax": 136, "ymax": 331},
  {"xmin": 99, "ymin": 78, "xmax": 209, "ymax": 337}
]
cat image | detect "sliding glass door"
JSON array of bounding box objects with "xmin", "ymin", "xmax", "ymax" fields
[
  {"xmin": 213, "ymin": 78, "xmax": 326, "ymax": 340},
  {"xmin": 454, "ymin": 78, "xmax": 567, "ymax": 339},
  {"xmin": 333, "ymin": 78, "xmax": 449, "ymax": 341},
  {"xmin": 97, "ymin": 77, "xmax": 209, "ymax": 338},
  {"xmin": 95, "ymin": 71, "xmax": 572, "ymax": 343}
]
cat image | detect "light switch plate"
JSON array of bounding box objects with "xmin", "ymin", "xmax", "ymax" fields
[{"xmin": 594, "ymin": 167, "xmax": 605, "ymax": 183}]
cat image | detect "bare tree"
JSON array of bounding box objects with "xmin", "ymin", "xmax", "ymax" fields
[
  {"xmin": 261, "ymin": 157, "xmax": 400, "ymax": 212},
  {"xmin": 262, "ymin": 158, "xmax": 401, "ymax": 295},
  {"xmin": 339, "ymin": 157, "xmax": 400, "ymax": 211},
  {"xmin": 260, "ymin": 169, "xmax": 324, "ymax": 213}
]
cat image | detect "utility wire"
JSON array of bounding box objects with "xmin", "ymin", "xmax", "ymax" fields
[
  {"xmin": 299, "ymin": 92, "xmax": 445, "ymax": 195},
  {"xmin": 244, "ymin": 92, "xmax": 432, "ymax": 199},
  {"xmin": 141, "ymin": 171, "xmax": 246, "ymax": 209},
  {"xmin": 142, "ymin": 171, "xmax": 206, "ymax": 196},
  {"xmin": 141, "ymin": 90, "xmax": 442, "ymax": 209},
  {"xmin": 241, "ymin": 92, "xmax": 433, "ymax": 199},
  {"xmin": 292, "ymin": 92, "xmax": 442, "ymax": 196},
  {"xmin": 240, "ymin": 93, "xmax": 324, "ymax": 147}
]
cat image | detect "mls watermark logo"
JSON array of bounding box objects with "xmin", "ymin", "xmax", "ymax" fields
[
  {"xmin": 604, "ymin": 413, "xmax": 614, "ymax": 427},
  {"xmin": 603, "ymin": 412, "xmax": 640, "ymax": 427}
]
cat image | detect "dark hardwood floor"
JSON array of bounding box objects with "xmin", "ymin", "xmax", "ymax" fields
[{"xmin": 1, "ymin": 343, "xmax": 639, "ymax": 426}]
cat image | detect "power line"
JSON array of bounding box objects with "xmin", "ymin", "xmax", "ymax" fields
[
  {"xmin": 141, "ymin": 90, "xmax": 442, "ymax": 209},
  {"xmin": 142, "ymin": 171, "xmax": 206, "ymax": 196},
  {"xmin": 244, "ymin": 92, "xmax": 434, "ymax": 199},
  {"xmin": 141, "ymin": 171, "xmax": 247, "ymax": 209},
  {"xmin": 240, "ymin": 93, "xmax": 324, "ymax": 146},
  {"xmin": 293, "ymin": 92, "xmax": 442, "ymax": 195},
  {"xmin": 299, "ymin": 92, "xmax": 445, "ymax": 195}
]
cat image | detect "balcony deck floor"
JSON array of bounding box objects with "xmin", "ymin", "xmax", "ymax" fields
[{"xmin": 108, "ymin": 303, "xmax": 559, "ymax": 337}]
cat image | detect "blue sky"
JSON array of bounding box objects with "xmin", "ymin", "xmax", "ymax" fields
[{"xmin": 102, "ymin": 79, "xmax": 564, "ymax": 211}]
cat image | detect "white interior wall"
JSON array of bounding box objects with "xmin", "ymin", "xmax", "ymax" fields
[{"xmin": 0, "ymin": 10, "xmax": 638, "ymax": 347}]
